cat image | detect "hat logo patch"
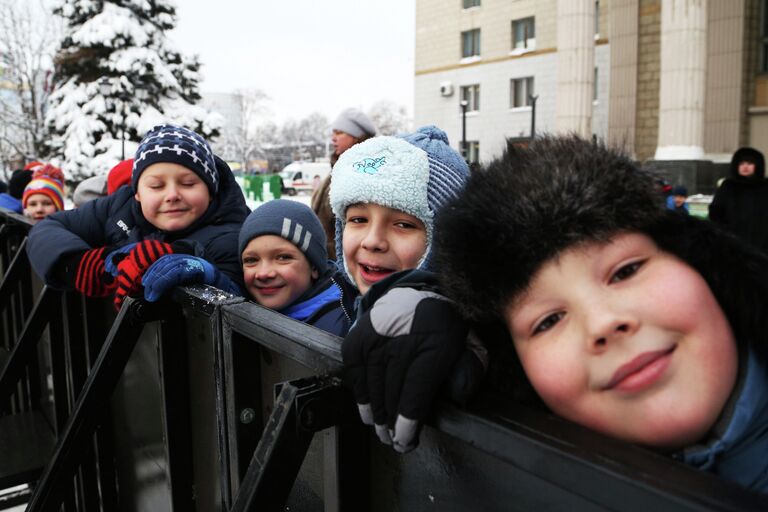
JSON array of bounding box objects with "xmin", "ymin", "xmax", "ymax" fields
[{"xmin": 353, "ymin": 157, "xmax": 386, "ymax": 175}]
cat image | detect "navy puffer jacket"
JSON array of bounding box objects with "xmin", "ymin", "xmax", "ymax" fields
[{"xmin": 27, "ymin": 156, "xmax": 250, "ymax": 289}]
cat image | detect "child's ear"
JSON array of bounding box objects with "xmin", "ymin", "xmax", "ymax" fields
[
  {"xmin": 311, "ymin": 267, "xmax": 319, "ymax": 280},
  {"xmin": 134, "ymin": 192, "xmax": 141, "ymax": 202}
]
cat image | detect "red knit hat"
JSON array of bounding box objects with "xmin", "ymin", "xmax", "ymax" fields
[
  {"xmin": 22, "ymin": 177, "xmax": 65, "ymax": 211},
  {"xmin": 23, "ymin": 161, "xmax": 43, "ymax": 171},
  {"xmin": 107, "ymin": 158, "xmax": 133, "ymax": 195},
  {"xmin": 32, "ymin": 163, "xmax": 65, "ymax": 185}
]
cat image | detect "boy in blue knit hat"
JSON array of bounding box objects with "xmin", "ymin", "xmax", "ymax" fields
[
  {"xmin": 236, "ymin": 199, "xmax": 349, "ymax": 336},
  {"xmin": 27, "ymin": 124, "xmax": 249, "ymax": 310},
  {"xmin": 331, "ymin": 125, "xmax": 487, "ymax": 453}
]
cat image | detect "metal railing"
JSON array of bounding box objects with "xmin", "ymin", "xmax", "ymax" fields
[{"xmin": 1, "ymin": 209, "xmax": 767, "ymax": 511}]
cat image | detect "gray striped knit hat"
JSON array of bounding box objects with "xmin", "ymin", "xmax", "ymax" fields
[
  {"xmin": 133, "ymin": 124, "xmax": 218, "ymax": 194},
  {"xmin": 238, "ymin": 199, "xmax": 328, "ymax": 273},
  {"xmin": 330, "ymin": 125, "xmax": 470, "ymax": 276}
]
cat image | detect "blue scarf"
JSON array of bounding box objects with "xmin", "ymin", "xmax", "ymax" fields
[{"xmin": 280, "ymin": 283, "xmax": 341, "ymax": 322}]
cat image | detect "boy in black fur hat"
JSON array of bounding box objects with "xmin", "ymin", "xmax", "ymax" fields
[{"xmin": 436, "ymin": 135, "xmax": 768, "ymax": 493}]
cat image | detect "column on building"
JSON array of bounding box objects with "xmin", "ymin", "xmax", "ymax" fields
[
  {"xmin": 607, "ymin": 0, "xmax": 639, "ymax": 155},
  {"xmin": 654, "ymin": 0, "xmax": 707, "ymax": 160},
  {"xmin": 704, "ymin": 0, "xmax": 745, "ymax": 157},
  {"xmin": 556, "ymin": 0, "xmax": 595, "ymax": 137}
]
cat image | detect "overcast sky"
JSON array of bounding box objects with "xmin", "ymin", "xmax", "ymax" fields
[{"xmin": 170, "ymin": 0, "xmax": 416, "ymax": 124}]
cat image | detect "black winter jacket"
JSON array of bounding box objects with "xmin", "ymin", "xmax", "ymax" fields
[
  {"xmin": 27, "ymin": 156, "xmax": 250, "ymax": 289},
  {"xmin": 709, "ymin": 147, "xmax": 768, "ymax": 255}
]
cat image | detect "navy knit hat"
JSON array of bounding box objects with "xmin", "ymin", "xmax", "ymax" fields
[
  {"xmin": 330, "ymin": 125, "xmax": 469, "ymax": 280},
  {"xmin": 8, "ymin": 169, "xmax": 33, "ymax": 199},
  {"xmin": 238, "ymin": 199, "xmax": 328, "ymax": 273},
  {"xmin": 132, "ymin": 124, "xmax": 218, "ymax": 194}
]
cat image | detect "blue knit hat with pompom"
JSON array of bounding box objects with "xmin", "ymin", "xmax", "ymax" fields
[{"xmin": 330, "ymin": 125, "xmax": 469, "ymax": 281}]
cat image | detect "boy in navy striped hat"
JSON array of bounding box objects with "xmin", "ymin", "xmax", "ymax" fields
[
  {"xmin": 237, "ymin": 199, "xmax": 349, "ymax": 336},
  {"xmin": 26, "ymin": 123, "xmax": 249, "ymax": 310}
]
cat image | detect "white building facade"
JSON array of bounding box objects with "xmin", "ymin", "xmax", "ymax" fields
[{"xmin": 414, "ymin": 0, "xmax": 765, "ymax": 166}]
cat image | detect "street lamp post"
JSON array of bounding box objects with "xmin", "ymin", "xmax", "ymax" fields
[
  {"xmin": 99, "ymin": 77, "xmax": 146, "ymax": 160},
  {"xmin": 528, "ymin": 94, "xmax": 539, "ymax": 139},
  {"xmin": 133, "ymin": 88, "xmax": 149, "ymax": 158},
  {"xmin": 98, "ymin": 78, "xmax": 125, "ymax": 159},
  {"xmin": 459, "ymin": 99, "xmax": 468, "ymax": 161}
]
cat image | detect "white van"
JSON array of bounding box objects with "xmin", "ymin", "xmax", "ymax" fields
[{"xmin": 279, "ymin": 161, "xmax": 332, "ymax": 195}]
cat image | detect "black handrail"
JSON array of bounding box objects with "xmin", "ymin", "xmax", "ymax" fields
[
  {"xmin": 0, "ymin": 286, "xmax": 58, "ymax": 408},
  {"xmin": 1, "ymin": 209, "xmax": 767, "ymax": 511},
  {"xmin": 26, "ymin": 298, "xmax": 151, "ymax": 511}
]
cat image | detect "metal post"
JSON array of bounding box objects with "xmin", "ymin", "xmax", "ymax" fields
[
  {"xmin": 121, "ymin": 100, "xmax": 126, "ymax": 161},
  {"xmin": 529, "ymin": 94, "xmax": 539, "ymax": 139},
  {"xmin": 460, "ymin": 100, "xmax": 468, "ymax": 161}
]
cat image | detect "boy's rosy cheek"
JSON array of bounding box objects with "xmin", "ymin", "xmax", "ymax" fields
[{"xmin": 522, "ymin": 355, "xmax": 578, "ymax": 407}]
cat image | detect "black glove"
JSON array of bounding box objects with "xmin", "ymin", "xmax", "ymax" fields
[{"xmin": 342, "ymin": 289, "xmax": 471, "ymax": 453}]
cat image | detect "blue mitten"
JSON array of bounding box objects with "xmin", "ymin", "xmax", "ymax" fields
[
  {"xmin": 141, "ymin": 254, "xmax": 241, "ymax": 302},
  {"xmin": 104, "ymin": 243, "xmax": 137, "ymax": 276}
]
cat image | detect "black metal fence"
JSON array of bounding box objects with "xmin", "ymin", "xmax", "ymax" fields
[{"xmin": 1, "ymin": 209, "xmax": 767, "ymax": 511}]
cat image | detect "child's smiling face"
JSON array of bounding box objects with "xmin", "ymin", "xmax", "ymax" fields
[
  {"xmin": 504, "ymin": 232, "xmax": 738, "ymax": 449},
  {"xmin": 241, "ymin": 235, "xmax": 318, "ymax": 311},
  {"xmin": 134, "ymin": 162, "xmax": 211, "ymax": 232},
  {"xmin": 24, "ymin": 193, "xmax": 57, "ymax": 220},
  {"xmin": 342, "ymin": 203, "xmax": 427, "ymax": 294}
]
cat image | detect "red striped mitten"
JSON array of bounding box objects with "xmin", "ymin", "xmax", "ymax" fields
[
  {"xmin": 75, "ymin": 247, "xmax": 117, "ymax": 297},
  {"xmin": 113, "ymin": 240, "xmax": 174, "ymax": 310}
]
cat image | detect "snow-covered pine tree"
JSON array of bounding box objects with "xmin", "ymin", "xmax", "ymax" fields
[{"xmin": 45, "ymin": 0, "xmax": 223, "ymax": 180}]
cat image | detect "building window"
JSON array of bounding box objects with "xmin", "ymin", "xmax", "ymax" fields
[
  {"xmin": 461, "ymin": 29, "xmax": 481, "ymax": 58},
  {"xmin": 512, "ymin": 17, "xmax": 535, "ymax": 51},
  {"xmin": 762, "ymin": 0, "xmax": 768, "ymax": 72},
  {"xmin": 595, "ymin": 0, "xmax": 600, "ymax": 36},
  {"xmin": 593, "ymin": 67, "xmax": 599, "ymax": 101},
  {"xmin": 466, "ymin": 141, "xmax": 480, "ymax": 164},
  {"xmin": 510, "ymin": 77, "xmax": 534, "ymax": 108},
  {"xmin": 463, "ymin": 0, "xmax": 480, "ymax": 8},
  {"xmin": 460, "ymin": 84, "xmax": 480, "ymax": 111}
]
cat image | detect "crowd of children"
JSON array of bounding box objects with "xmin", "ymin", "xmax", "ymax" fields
[{"xmin": 11, "ymin": 122, "xmax": 768, "ymax": 494}]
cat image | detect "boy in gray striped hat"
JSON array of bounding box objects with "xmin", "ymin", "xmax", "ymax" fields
[{"xmin": 238, "ymin": 199, "xmax": 349, "ymax": 336}]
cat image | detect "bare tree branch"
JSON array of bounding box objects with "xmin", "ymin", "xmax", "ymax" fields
[{"xmin": 0, "ymin": 0, "xmax": 59, "ymax": 167}]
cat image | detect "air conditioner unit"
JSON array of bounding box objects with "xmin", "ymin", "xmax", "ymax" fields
[{"xmin": 439, "ymin": 82, "xmax": 454, "ymax": 97}]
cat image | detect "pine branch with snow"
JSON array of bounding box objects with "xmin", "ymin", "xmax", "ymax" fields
[{"xmin": 45, "ymin": 0, "xmax": 223, "ymax": 180}]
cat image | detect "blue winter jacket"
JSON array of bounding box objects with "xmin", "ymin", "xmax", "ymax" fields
[
  {"xmin": 0, "ymin": 193, "xmax": 22, "ymax": 214},
  {"xmin": 678, "ymin": 348, "xmax": 768, "ymax": 493},
  {"xmin": 278, "ymin": 265, "xmax": 351, "ymax": 337},
  {"xmin": 26, "ymin": 156, "xmax": 250, "ymax": 289}
]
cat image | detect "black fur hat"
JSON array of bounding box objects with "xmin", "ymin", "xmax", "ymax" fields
[
  {"xmin": 437, "ymin": 134, "xmax": 768, "ymax": 348},
  {"xmin": 435, "ymin": 135, "xmax": 665, "ymax": 322},
  {"xmin": 647, "ymin": 211, "xmax": 768, "ymax": 358}
]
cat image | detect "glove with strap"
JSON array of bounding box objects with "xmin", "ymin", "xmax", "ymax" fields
[
  {"xmin": 342, "ymin": 287, "xmax": 472, "ymax": 453},
  {"xmin": 141, "ymin": 254, "xmax": 243, "ymax": 302}
]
